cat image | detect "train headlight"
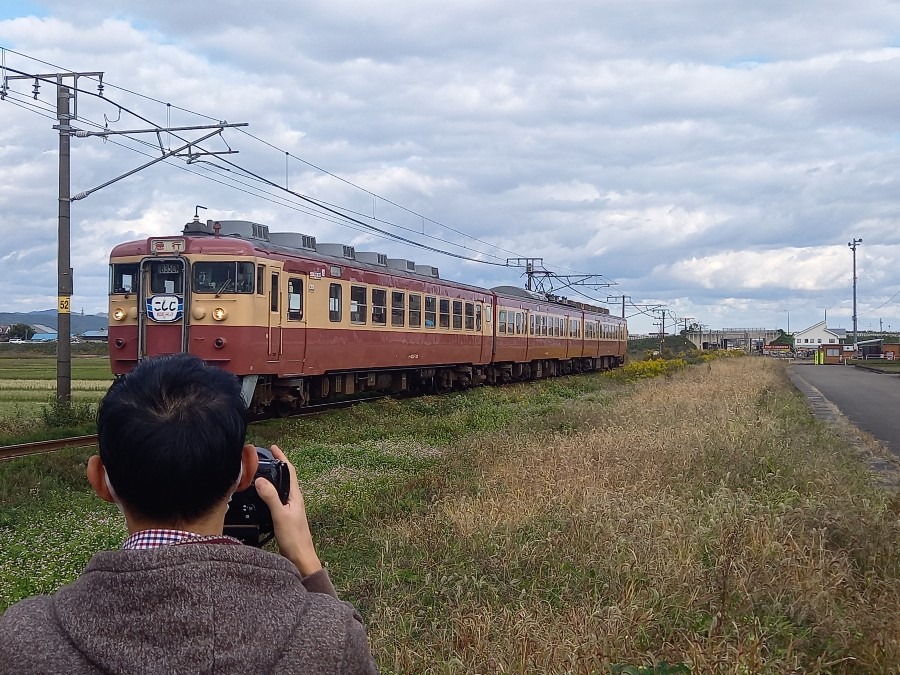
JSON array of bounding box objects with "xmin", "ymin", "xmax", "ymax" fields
[
  {"xmin": 191, "ymin": 306, "xmax": 207, "ymax": 320},
  {"xmin": 112, "ymin": 308, "xmax": 127, "ymax": 321},
  {"xmin": 212, "ymin": 307, "xmax": 227, "ymax": 321}
]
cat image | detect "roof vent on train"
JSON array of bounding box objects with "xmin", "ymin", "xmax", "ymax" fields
[
  {"xmin": 316, "ymin": 243, "xmax": 356, "ymax": 260},
  {"xmin": 415, "ymin": 264, "xmax": 439, "ymax": 278},
  {"xmin": 355, "ymin": 251, "xmax": 388, "ymax": 266},
  {"xmin": 387, "ymin": 258, "xmax": 417, "ymax": 273},
  {"xmin": 218, "ymin": 220, "xmax": 272, "ymax": 241},
  {"xmin": 182, "ymin": 219, "xmax": 270, "ymax": 241},
  {"xmin": 269, "ymin": 232, "xmax": 317, "ymax": 251}
]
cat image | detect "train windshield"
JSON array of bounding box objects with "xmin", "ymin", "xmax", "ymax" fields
[
  {"xmin": 148, "ymin": 260, "xmax": 185, "ymax": 294},
  {"xmin": 192, "ymin": 261, "xmax": 255, "ymax": 294},
  {"xmin": 110, "ymin": 263, "xmax": 139, "ymax": 294}
]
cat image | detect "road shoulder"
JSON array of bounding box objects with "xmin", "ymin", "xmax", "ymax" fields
[{"xmin": 788, "ymin": 365, "xmax": 900, "ymax": 492}]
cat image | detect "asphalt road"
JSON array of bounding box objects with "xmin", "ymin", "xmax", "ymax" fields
[{"xmin": 789, "ymin": 364, "xmax": 900, "ymax": 456}]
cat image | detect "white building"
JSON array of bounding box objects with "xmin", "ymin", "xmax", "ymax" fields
[{"xmin": 792, "ymin": 321, "xmax": 846, "ymax": 349}]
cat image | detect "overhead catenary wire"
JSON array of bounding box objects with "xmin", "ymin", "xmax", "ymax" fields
[{"xmin": 1, "ymin": 49, "xmax": 655, "ymax": 313}]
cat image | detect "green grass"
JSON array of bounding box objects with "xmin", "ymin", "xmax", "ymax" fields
[
  {"xmin": 0, "ymin": 357, "xmax": 112, "ymax": 380},
  {"xmin": 3, "ymin": 355, "xmax": 900, "ymax": 672},
  {"xmin": 0, "ymin": 356, "xmax": 111, "ymax": 443}
]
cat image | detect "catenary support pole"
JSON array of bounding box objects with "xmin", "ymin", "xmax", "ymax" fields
[{"xmin": 57, "ymin": 83, "xmax": 72, "ymax": 404}]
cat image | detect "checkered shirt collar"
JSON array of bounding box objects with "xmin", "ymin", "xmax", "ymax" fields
[{"xmin": 122, "ymin": 529, "xmax": 242, "ymax": 550}]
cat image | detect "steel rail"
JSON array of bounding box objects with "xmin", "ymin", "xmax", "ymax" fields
[
  {"xmin": 0, "ymin": 395, "xmax": 390, "ymax": 461},
  {"xmin": 0, "ymin": 435, "xmax": 99, "ymax": 462}
]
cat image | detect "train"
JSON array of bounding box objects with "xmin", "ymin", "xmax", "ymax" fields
[{"xmin": 107, "ymin": 216, "xmax": 627, "ymax": 414}]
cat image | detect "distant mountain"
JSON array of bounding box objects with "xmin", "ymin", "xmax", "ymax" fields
[{"xmin": 0, "ymin": 310, "xmax": 108, "ymax": 333}]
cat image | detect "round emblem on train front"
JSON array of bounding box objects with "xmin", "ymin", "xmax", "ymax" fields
[{"xmin": 146, "ymin": 295, "xmax": 184, "ymax": 322}]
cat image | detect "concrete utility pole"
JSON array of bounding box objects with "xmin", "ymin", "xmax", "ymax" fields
[
  {"xmin": 4, "ymin": 66, "xmax": 247, "ymax": 405},
  {"xmin": 6, "ymin": 70, "xmax": 103, "ymax": 404},
  {"xmin": 848, "ymin": 238, "xmax": 862, "ymax": 350}
]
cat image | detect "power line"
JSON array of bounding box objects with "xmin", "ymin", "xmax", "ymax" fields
[{"xmin": 2, "ymin": 49, "xmax": 638, "ymax": 296}]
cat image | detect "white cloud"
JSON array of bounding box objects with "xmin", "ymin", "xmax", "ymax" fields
[{"xmin": 3, "ymin": 2, "xmax": 900, "ymax": 333}]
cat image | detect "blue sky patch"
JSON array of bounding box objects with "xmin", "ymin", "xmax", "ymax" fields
[{"xmin": 0, "ymin": 1, "xmax": 45, "ymax": 20}]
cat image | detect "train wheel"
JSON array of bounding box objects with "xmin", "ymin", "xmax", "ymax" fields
[{"xmin": 272, "ymin": 399, "xmax": 294, "ymax": 418}]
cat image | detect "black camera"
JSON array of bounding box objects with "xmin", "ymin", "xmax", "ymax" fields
[{"xmin": 224, "ymin": 447, "xmax": 290, "ymax": 546}]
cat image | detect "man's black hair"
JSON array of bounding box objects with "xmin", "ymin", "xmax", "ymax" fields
[{"xmin": 97, "ymin": 353, "xmax": 247, "ymax": 522}]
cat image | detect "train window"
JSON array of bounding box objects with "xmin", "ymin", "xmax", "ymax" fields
[
  {"xmin": 425, "ymin": 296, "xmax": 436, "ymax": 327},
  {"xmin": 506, "ymin": 312, "xmax": 515, "ymax": 334},
  {"xmin": 287, "ymin": 278, "xmax": 303, "ymax": 321},
  {"xmin": 110, "ymin": 263, "xmax": 139, "ymax": 294},
  {"xmin": 515, "ymin": 312, "xmax": 523, "ymax": 335},
  {"xmin": 465, "ymin": 302, "xmax": 474, "ymax": 330},
  {"xmin": 350, "ymin": 286, "xmax": 367, "ymax": 324},
  {"xmin": 542, "ymin": 315, "xmax": 548, "ymax": 336},
  {"xmin": 193, "ymin": 262, "xmax": 254, "ymax": 294},
  {"xmin": 529, "ymin": 314, "xmax": 535, "ymax": 335},
  {"xmin": 498, "ymin": 310, "xmax": 507, "ymax": 334},
  {"xmin": 569, "ymin": 319, "xmax": 575, "ymax": 337},
  {"xmin": 257, "ymin": 265, "xmax": 265, "ymax": 295},
  {"xmin": 270, "ymin": 273, "xmax": 279, "ymax": 312},
  {"xmin": 329, "ymin": 283, "xmax": 342, "ymax": 322},
  {"xmin": 409, "ymin": 294, "xmax": 422, "ymax": 327},
  {"xmin": 148, "ymin": 259, "xmax": 184, "ymax": 294},
  {"xmin": 392, "ymin": 291, "xmax": 405, "ymax": 327},
  {"xmin": 439, "ymin": 298, "xmax": 450, "ymax": 329},
  {"xmin": 452, "ymin": 301, "xmax": 463, "ymax": 330},
  {"xmin": 476, "ymin": 304, "xmax": 482, "ymax": 331},
  {"xmin": 372, "ymin": 288, "xmax": 387, "ymax": 325}
]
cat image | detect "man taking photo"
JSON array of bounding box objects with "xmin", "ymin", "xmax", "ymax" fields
[{"xmin": 0, "ymin": 353, "xmax": 378, "ymax": 674}]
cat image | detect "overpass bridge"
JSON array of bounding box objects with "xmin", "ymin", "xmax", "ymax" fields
[{"xmin": 682, "ymin": 328, "xmax": 781, "ymax": 352}]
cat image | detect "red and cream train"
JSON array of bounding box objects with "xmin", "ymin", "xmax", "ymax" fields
[{"xmin": 108, "ymin": 217, "xmax": 627, "ymax": 414}]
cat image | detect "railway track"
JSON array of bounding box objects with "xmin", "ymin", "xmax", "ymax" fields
[
  {"xmin": 1, "ymin": 394, "xmax": 389, "ymax": 462},
  {"xmin": 0, "ymin": 435, "xmax": 99, "ymax": 462}
]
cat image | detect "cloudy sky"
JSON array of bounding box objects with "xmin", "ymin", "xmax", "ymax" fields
[{"xmin": 2, "ymin": 1, "xmax": 900, "ymax": 335}]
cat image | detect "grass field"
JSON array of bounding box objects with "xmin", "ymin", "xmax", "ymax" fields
[
  {"xmin": 2, "ymin": 357, "xmax": 900, "ymax": 672},
  {"xmin": 0, "ymin": 356, "xmax": 112, "ymax": 440}
]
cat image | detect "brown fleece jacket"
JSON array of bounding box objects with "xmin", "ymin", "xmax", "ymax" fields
[{"xmin": 0, "ymin": 544, "xmax": 378, "ymax": 674}]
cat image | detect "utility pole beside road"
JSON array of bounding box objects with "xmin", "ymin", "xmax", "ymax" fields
[{"xmin": 848, "ymin": 238, "xmax": 862, "ymax": 350}]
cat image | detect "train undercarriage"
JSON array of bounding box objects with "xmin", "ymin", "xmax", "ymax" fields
[{"xmin": 245, "ymin": 355, "xmax": 624, "ymax": 416}]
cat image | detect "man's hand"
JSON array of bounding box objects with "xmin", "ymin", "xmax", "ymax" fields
[{"xmin": 254, "ymin": 445, "xmax": 322, "ymax": 576}]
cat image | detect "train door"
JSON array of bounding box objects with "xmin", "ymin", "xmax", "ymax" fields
[
  {"xmin": 268, "ymin": 268, "xmax": 282, "ymax": 360},
  {"xmin": 283, "ymin": 274, "xmax": 307, "ymax": 371},
  {"xmin": 478, "ymin": 300, "xmax": 492, "ymax": 363},
  {"xmin": 138, "ymin": 255, "xmax": 188, "ymax": 359}
]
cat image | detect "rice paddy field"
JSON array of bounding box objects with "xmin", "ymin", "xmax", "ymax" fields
[
  {"xmin": 0, "ymin": 356, "xmax": 112, "ymax": 440},
  {"xmin": 2, "ymin": 356, "xmax": 900, "ymax": 672}
]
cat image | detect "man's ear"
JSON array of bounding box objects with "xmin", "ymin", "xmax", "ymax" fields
[
  {"xmin": 238, "ymin": 444, "xmax": 259, "ymax": 491},
  {"xmin": 87, "ymin": 455, "xmax": 116, "ymax": 504}
]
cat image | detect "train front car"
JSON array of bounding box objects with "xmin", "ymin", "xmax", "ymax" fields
[
  {"xmin": 108, "ymin": 216, "xmax": 496, "ymax": 415},
  {"xmin": 108, "ymin": 219, "xmax": 273, "ymax": 399}
]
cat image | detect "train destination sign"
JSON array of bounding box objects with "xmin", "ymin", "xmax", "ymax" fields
[{"xmin": 149, "ymin": 238, "xmax": 186, "ymax": 254}]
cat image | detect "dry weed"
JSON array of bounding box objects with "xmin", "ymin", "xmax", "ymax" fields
[{"xmin": 366, "ymin": 359, "xmax": 900, "ymax": 673}]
